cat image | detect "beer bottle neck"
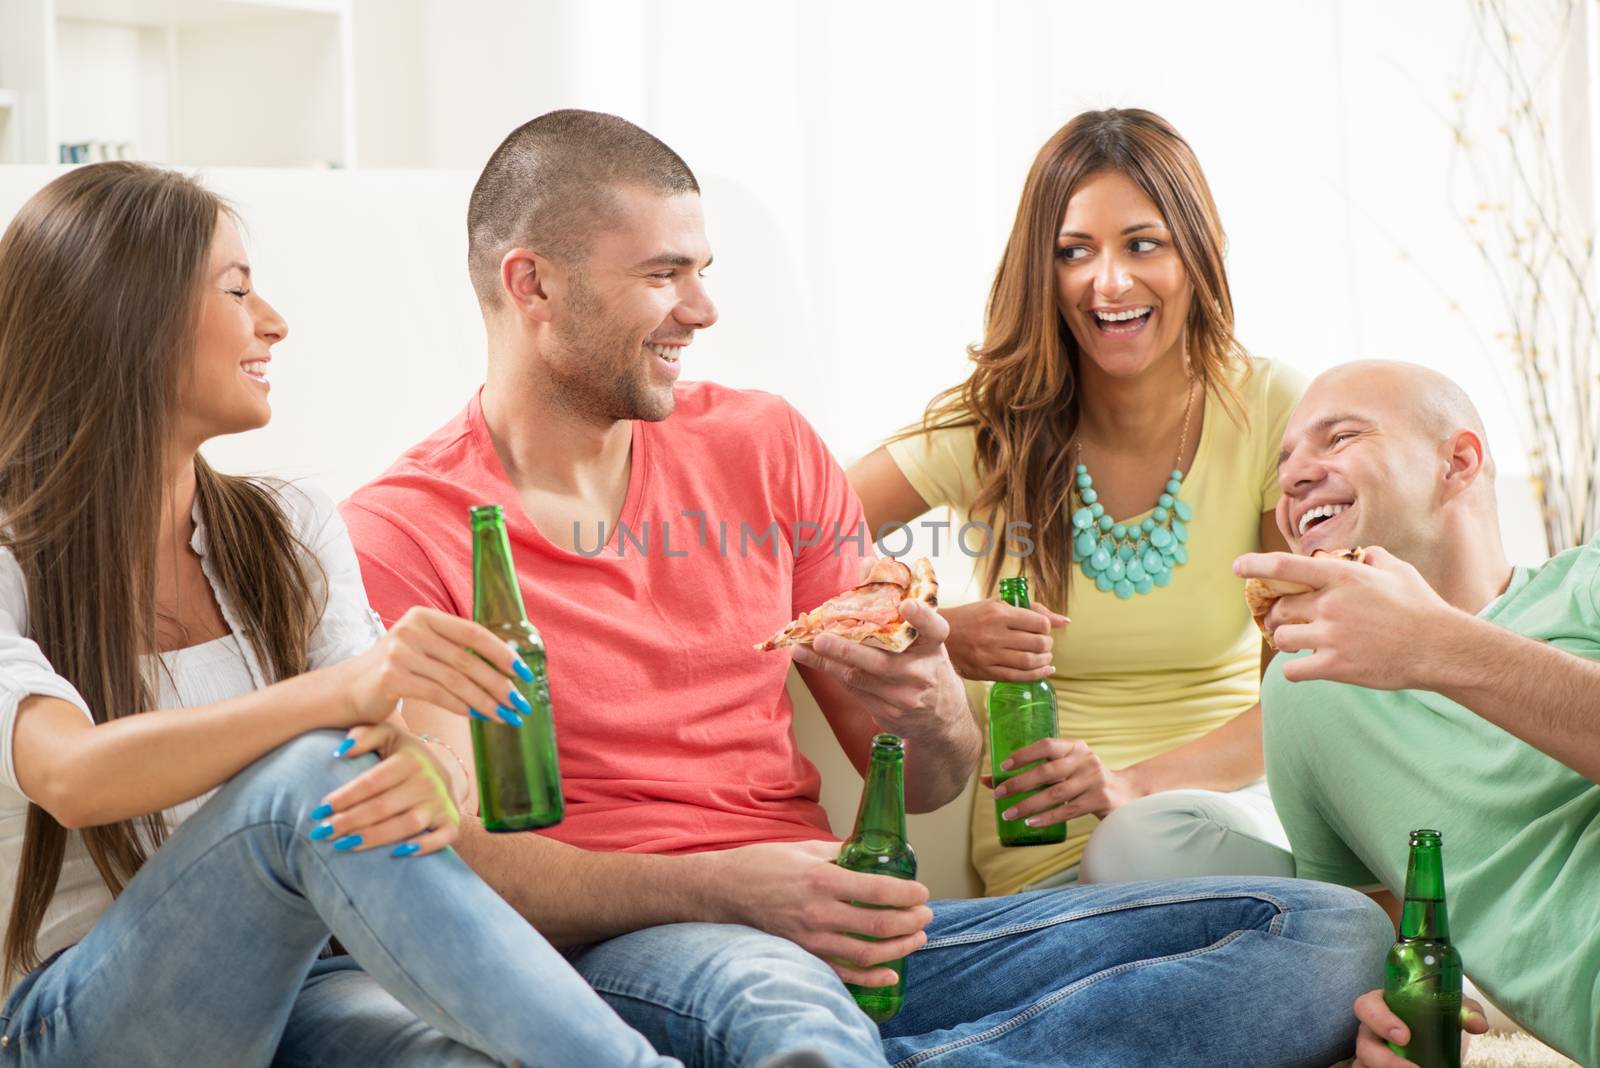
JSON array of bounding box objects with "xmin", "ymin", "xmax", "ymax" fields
[
  {"xmin": 851, "ymin": 741, "xmax": 907, "ymax": 842},
  {"xmin": 998, "ymin": 577, "xmax": 1031, "ymax": 610},
  {"xmin": 472, "ymin": 518, "xmax": 529, "ymax": 626},
  {"xmin": 1399, "ymin": 844, "xmax": 1451, "ymax": 941}
]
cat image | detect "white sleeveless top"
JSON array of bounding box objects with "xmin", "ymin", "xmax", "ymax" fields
[{"xmin": 0, "ymin": 483, "xmax": 383, "ymax": 982}]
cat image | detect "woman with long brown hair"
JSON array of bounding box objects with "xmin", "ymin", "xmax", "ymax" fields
[
  {"xmin": 0, "ymin": 163, "xmax": 675, "ymax": 1065},
  {"xmin": 851, "ymin": 108, "xmax": 1302, "ymax": 896}
]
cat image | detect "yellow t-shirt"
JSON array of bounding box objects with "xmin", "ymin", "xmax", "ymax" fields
[{"xmin": 885, "ymin": 357, "xmax": 1306, "ymax": 894}]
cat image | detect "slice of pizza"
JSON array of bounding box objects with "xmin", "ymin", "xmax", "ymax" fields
[
  {"xmin": 1245, "ymin": 547, "xmax": 1367, "ymax": 647},
  {"xmin": 756, "ymin": 557, "xmax": 939, "ymax": 653}
]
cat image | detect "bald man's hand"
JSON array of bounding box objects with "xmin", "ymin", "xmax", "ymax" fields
[{"xmin": 1233, "ymin": 547, "xmax": 1465, "ymax": 690}]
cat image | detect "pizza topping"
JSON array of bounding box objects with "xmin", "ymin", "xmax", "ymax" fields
[
  {"xmin": 861, "ymin": 558, "xmax": 913, "ymax": 586},
  {"xmin": 811, "ymin": 582, "xmax": 904, "ymax": 626},
  {"xmin": 756, "ymin": 557, "xmax": 939, "ymax": 653}
]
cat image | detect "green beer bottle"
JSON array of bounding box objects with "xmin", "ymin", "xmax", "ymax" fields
[
  {"xmin": 469, "ymin": 504, "xmax": 564, "ymax": 832},
  {"xmin": 1384, "ymin": 829, "xmax": 1463, "ymax": 1067},
  {"xmin": 836, "ymin": 733, "xmax": 918, "ymax": 1023},
  {"xmin": 988, "ymin": 576, "xmax": 1066, "ymax": 847}
]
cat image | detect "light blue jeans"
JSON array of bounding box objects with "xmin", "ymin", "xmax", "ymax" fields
[
  {"xmin": 0, "ymin": 731, "xmax": 678, "ymax": 1067},
  {"xmin": 571, "ymin": 876, "xmax": 1393, "ymax": 1068}
]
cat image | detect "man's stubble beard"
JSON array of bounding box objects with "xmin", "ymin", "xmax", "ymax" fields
[{"xmin": 546, "ymin": 270, "xmax": 675, "ymax": 425}]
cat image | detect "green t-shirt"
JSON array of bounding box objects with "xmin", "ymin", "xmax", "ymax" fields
[{"xmin": 1263, "ymin": 541, "xmax": 1600, "ymax": 1065}]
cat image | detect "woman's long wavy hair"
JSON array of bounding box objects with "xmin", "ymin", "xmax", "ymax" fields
[
  {"xmin": 0, "ymin": 163, "xmax": 321, "ymax": 982},
  {"xmin": 910, "ymin": 108, "xmax": 1250, "ymax": 610}
]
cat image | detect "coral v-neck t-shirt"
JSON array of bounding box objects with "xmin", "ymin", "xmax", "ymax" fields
[{"xmin": 341, "ymin": 383, "xmax": 869, "ymax": 854}]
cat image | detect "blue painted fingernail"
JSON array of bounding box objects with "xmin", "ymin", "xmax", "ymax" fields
[
  {"xmin": 309, "ymin": 803, "xmax": 333, "ymax": 821},
  {"xmin": 309, "ymin": 822, "xmax": 335, "ymax": 841},
  {"xmin": 333, "ymin": 834, "xmax": 363, "ymax": 852},
  {"xmin": 513, "ymin": 658, "xmax": 534, "ymax": 683},
  {"xmin": 392, "ymin": 842, "xmax": 421, "ymax": 858},
  {"xmin": 468, "ymin": 708, "xmax": 491, "ymax": 722},
  {"xmin": 508, "ymin": 688, "xmax": 533, "ymax": 716},
  {"xmin": 333, "ymin": 737, "xmax": 355, "ymax": 758},
  {"xmin": 497, "ymin": 704, "xmax": 524, "ymax": 728}
]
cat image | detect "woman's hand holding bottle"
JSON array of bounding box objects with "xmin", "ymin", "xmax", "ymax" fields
[
  {"xmin": 942, "ymin": 599, "xmax": 1068, "ymax": 682},
  {"xmin": 333, "ymin": 606, "xmax": 533, "ymax": 728}
]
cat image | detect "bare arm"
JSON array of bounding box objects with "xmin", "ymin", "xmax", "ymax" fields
[
  {"xmin": 1121, "ymin": 704, "xmax": 1263, "ymax": 796},
  {"xmin": 13, "ymin": 608, "xmax": 525, "ymax": 829},
  {"xmin": 1419, "ymin": 613, "xmax": 1600, "ymax": 783},
  {"xmin": 798, "ymin": 652, "xmax": 981, "ymax": 812},
  {"xmin": 848, "ymin": 446, "xmax": 933, "ymax": 531},
  {"xmin": 15, "ymin": 672, "xmax": 347, "ymax": 828},
  {"xmin": 790, "ymin": 600, "xmax": 981, "ymax": 813},
  {"xmin": 1240, "ymin": 545, "xmax": 1600, "ymax": 785},
  {"xmin": 451, "ymin": 825, "xmax": 931, "ymax": 987},
  {"xmin": 993, "ymin": 704, "xmax": 1263, "ymax": 824},
  {"xmin": 452, "ymin": 819, "xmax": 727, "ymax": 945}
]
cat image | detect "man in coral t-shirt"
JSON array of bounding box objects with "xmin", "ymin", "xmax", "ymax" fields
[{"xmin": 342, "ymin": 110, "xmax": 1393, "ymax": 1067}]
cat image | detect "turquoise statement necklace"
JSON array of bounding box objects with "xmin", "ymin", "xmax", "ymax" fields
[{"xmin": 1070, "ymin": 376, "xmax": 1196, "ymax": 599}]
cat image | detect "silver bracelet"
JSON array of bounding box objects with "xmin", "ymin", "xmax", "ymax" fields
[{"xmin": 416, "ymin": 733, "xmax": 472, "ymax": 805}]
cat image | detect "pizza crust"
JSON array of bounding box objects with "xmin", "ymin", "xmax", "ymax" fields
[
  {"xmin": 756, "ymin": 557, "xmax": 939, "ymax": 653},
  {"xmin": 1246, "ymin": 547, "xmax": 1366, "ymax": 648}
]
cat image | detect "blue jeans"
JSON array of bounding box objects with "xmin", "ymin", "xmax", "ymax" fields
[
  {"xmin": 0, "ymin": 731, "xmax": 677, "ymax": 1068},
  {"xmin": 571, "ymin": 877, "xmax": 1392, "ymax": 1068}
]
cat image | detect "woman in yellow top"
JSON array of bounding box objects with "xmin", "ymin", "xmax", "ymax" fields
[{"xmin": 850, "ymin": 108, "xmax": 1304, "ymax": 896}]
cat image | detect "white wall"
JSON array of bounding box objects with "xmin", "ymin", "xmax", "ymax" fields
[
  {"xmin": 340, "ymin": 0, "xmax": 1561, "ymax": 566},
  {"xmin": 174, "ymin": 15, "xmax": 348, "ymax": 168}
]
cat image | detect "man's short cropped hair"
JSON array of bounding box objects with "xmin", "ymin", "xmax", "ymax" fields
[{"xmin": 467, "ymin": 109, "xmax": 700, "ymax": 305}]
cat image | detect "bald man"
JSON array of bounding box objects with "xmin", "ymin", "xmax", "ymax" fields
[{"xmin": 1235, "ymin": 360, "xmax": 1599, "ymax": 1066}]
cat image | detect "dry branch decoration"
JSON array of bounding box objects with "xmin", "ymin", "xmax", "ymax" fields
[{"xmin": 1452, "ymin": 0, "xmax": 1598, "ymax": 553}]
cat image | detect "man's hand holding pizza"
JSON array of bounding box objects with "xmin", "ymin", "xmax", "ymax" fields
[
  {"xmin": 789, "ymin": 597, "xmax": 971, "ymax": 742},
  {"xmin": 1233, "ymin": 546, "xmax": 1466, "ymax": 691},
  {"xmin": 762, "ymin": 556, "xmax": 980, "ymax": 808},
  {"xmin": 762, "ymin": 556, "xmax": 974, "ymax": 747}
]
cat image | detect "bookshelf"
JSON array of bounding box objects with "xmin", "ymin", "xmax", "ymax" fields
[{"xmin": 0, "ymin": 0, "xmax": 355, "ymax": 167}]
